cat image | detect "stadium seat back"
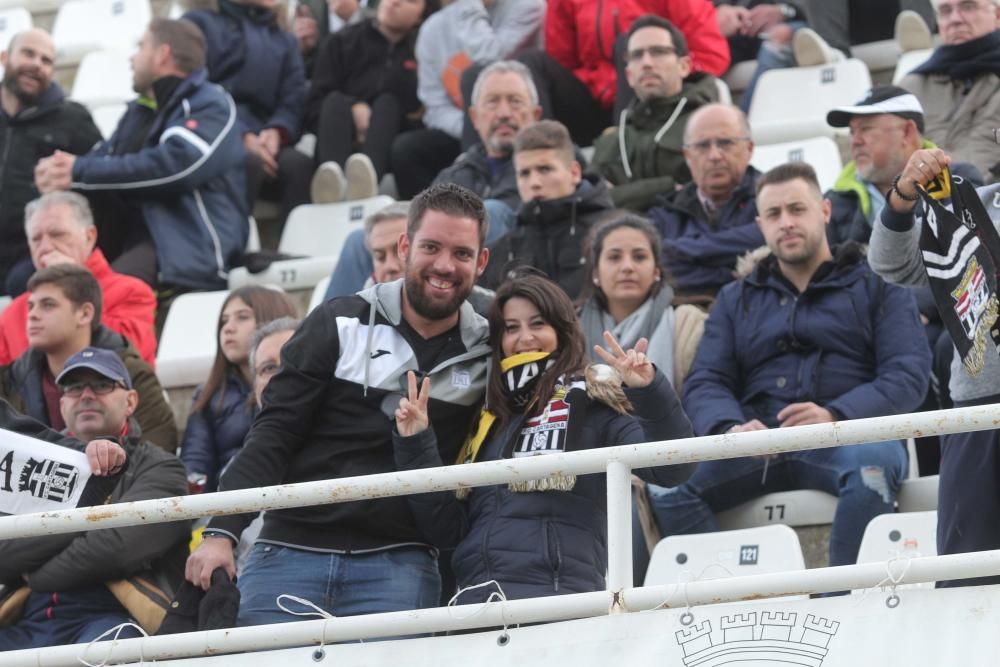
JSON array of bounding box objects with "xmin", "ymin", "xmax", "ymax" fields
[
  {"xmin": 309, "ymin": 276, "xmax": 331, "ymax": 313},
  {"xmin": 716, "ymin": 490, "xmax": 838, "ymax": 531},
  {"xmin": 897, "ymin": 475, "xmax": 938, "ymax": 513},
  {"xmin": 892, "ymin": 48, "xmax": 933, "ymax": 84},
  {"xmin": 53, "ymin": 0, "xmax": 151, "ymax": 66},
  {"xmin": 644, "ymin": 524, "xmax": 805, "ymax": 587},
  {"xmin": 0, "ymin": 7, "xmax": 31, "ymax": 55},
  {"xmin": 71, "ymin": 49, "xmax": 134, "ymax": 108},
  {"xmin": 751, "ymin": 136, "xmax": 843, "ymax": 192},
  {"xmin": 89, "ymin": 102, "xmax": 128, "ymax": 141},
  {"xmin": 749, "ymin": 59, "xmax": 872, "ymax": 145},
  {"xmin": 278, "ymin": 196, "xmax": 394, "ymax": 257},
  {"xmin": 856, "ymin": 511, "xmax": 937, "ymax": 563},
  {"xmin": 156, "ymin": 290, "xmax": 229, "ymax": 389}
]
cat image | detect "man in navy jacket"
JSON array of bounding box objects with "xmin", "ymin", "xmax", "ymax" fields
[
  {"xmin": 639, "ymin": 162, "xmax": 930, "ymax": 576},
  {"xmin": 34, "ymin": 18, "xmax": 247, "ymax": 292}
]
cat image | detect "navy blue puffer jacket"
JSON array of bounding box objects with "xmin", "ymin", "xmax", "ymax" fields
[
  {"xmin": 393, "ymin": 371, "xmax": 693, "ymax": 602},
  {"xmin": 180, "ymin": 371, "xmax": 254, "ymax": 492},
  {"xmin": 682, "ymin": 244, "xmax": 931, "ymax": 437}
]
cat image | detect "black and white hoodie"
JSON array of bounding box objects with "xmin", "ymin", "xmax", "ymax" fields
[{"xmin": 207, "ymin": 279, "xmax": 491, "ymax": 552}]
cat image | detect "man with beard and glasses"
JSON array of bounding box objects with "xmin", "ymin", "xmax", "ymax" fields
[
  {"xmin": 185, "ymin": 182, "xmax": 492, "ymax": 626},
  {"xmin": 634, "ymin": 162, "xmax": 930, "ymax": 580},
  {"xmin": 0, "ymin": 29, "xmax": 101, "ymax": 297}
]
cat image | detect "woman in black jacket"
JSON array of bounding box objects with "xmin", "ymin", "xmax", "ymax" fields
[{"xmin": 392, "ymin": 272, "xmax": 693, "ymax": 603}]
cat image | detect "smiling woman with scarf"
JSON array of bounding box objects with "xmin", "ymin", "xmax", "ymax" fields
[
  {"xmin": 579, "ymin": 215, "xmax": 707, "ymax": 392},
  {"xmin": 392, "ymin": 271, "xmax": 693, "ymax": 603}
]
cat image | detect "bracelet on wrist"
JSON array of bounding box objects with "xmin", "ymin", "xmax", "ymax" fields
[{"xmin": 891, "ymin": 174, "xmax": 920, "ymax": 202}]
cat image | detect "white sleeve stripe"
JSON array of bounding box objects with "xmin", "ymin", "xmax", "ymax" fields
[
  {"xmin": 71, "ymin": 87, "xmax": 238, "ymax": 192},
  {"xmin": 160, "ymin": 126, "xmax": 212, "ymax": 156}
]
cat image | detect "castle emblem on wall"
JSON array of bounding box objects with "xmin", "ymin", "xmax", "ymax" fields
[{"xmin": 675, "ymin": 611, "xmax": 839, "ymax": 666}]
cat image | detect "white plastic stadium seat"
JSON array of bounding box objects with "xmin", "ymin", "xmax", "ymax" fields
[
  {"xmin": 897, "ymin": 475, "xmax": 938, "ymax": 513},
  {"xmin": 748, "ymin": 59, "xmax": 872, "ymax": 145},
  {"xmin": 751, "ymin": 136, "xmax": 843, "ymax": 192},
  {"xmin": 0, "ymin": 7, "xmax": 31, "ymax": 49},
  {"xmin": 0, "ymin": 0, "xmax": 63, "ymax": 11},
  {"xmin": 722, "ymin": 59, "xmax": 756, "ymax": 97},
  {"xmin": 89, "ymin": 102, "xmax": 127, "ymax": 140},
  {"xmin": 716, "ymin": 490, "xmax": 838, "ymax": 531},
  {"xmin": 227, "ymin": 195, "xmax": 394, "ymax": 292},
  {"xmin": 246, "ymin": 217, "xmax": 261, "ymax": 253},
  {"xmin": 644, "ymin": 525, "xmax": 805, "ymax": 587},
  {"xmin": 855, "ymin": 511, "xmax": 937, "ymax": 591},
  {"xmin": 71, "ymin": 49, "xmax": 134, "ymax": 108},
  {"xmin": 713, "ymin": 77, "xmax": 732, "ymax": 106},
  {"xmin": 156, "ymin": 290, "xmax": 229, "ymax": 389},
  {"xmin": 856, "ymin": 511, "xmax": 937, "ymax": 563},
  {"xmin": 53, "ymin": 0, "xmax": 152, "ymax": 66},
  {"xmin": 309, "ymin": 276, "xmax": 331, "ymax": 313},
  {"xmin": 893, "ymin": 48, "xmax": 933, "ymax": 85},
  {"xmin": 0, "ymin": 296, "xmax": 11, "ymax": 316}
]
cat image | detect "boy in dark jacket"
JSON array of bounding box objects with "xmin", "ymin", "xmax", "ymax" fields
[
  {"xmin": 0, "ymin": 351, "xmax": 188, "ymax": 649},
  {"xmin": 481, "ymin": 120, "xmax": 613, "ymax": 298},
  {"xmin": 639, "ymin": 163, "xmax": 930, "ymax": 576}
]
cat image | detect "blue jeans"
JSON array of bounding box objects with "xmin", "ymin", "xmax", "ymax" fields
[
  {"xmin": 323, "ymin": 199, "xmax": 515, "ymax": 301},
  {"xmin": 636, "ymin": 441, "xmax": 907, "ymax": 579},
  {"xmin": 237, "ymin": 543, "xmax": 441, "ymax": 627},
  {"xmin": 0, "ymin": 587, "xmax": 140, "ymax": 650}
]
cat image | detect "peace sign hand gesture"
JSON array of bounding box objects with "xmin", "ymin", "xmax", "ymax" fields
[
  {"xmin": 593, "ymin": 331, "xmax": 656, "ymax": 388},
  {"xmin": 395, "ymin": 371, "xmax": 431, "ymax": 437}
]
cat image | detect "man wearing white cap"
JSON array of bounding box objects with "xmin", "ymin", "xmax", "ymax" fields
[{"xmin": 825, "ymin": 85, "xmax": 982, "ymax": 245}]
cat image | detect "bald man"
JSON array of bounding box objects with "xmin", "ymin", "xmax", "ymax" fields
[
  {"xmin": 0, "ymin": 29, "xmax": 102, "ymax": 297},
  {"xmin": 646, "ymin": 103, "xmax": 764, "ymax": 299}
]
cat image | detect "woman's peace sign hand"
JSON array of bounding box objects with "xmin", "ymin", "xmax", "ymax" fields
[
  {"xmin": 593, "ymin": 331, "xmax": 655, "ymax": 388},
  {"xmin": 395, "ymin": 371, "xmax": 431, "ymax": 437}
]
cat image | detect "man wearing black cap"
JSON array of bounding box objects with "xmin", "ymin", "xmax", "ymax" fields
[
  {"xmin": 825, "ymin": 85, "xmax": 982, "ymax": 245},
  {"xmin": 0, "ymin": 347, "xmax": 189, "ymax": 649}
]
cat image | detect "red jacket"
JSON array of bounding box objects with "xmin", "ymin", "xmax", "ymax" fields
[
  {"xmin": 544, "ymin": 0, "xmax": 730, "ymax": 109},
  {"xmin": 0, "ymin": 250, "xmax": 158, "ymax": 367}
]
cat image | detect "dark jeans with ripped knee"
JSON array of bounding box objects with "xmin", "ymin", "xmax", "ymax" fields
[{"xmin": 635, "ymin": 440, "xmax": 908, "ymax": 582}]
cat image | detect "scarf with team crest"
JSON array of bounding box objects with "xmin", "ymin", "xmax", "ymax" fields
[
  {"xmin": 455, "ymin": 351, "xmax": 591, "ymax": 496},
  {"xmin": 917, "ymin": 171, "xmax": 1000, "ymax": 376}
]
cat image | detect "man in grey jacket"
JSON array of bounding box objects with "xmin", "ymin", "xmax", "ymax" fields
[
  {"xmin": 0, "ymin": 348, "xmax": 189, "ymax": 648},
  {"xmin": 868, "ymin": 145, "xmax": 1000, "ymax": 586}
]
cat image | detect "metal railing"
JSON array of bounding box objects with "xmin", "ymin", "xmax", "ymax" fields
[{"xmin": 0, "ymin": 404, "xmax": 999, "ymax": 665}]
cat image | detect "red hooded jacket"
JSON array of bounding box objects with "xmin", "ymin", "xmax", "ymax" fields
[
  {"xmin": 0, "ymin": 250, "xmax": 158, "ymax": 367},
  {"xmin": 544, "ymin": 0, "xmax": 730, "ymax": 109}
]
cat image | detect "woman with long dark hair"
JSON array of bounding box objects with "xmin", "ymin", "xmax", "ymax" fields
[
  {"xmin": 181, "ymin": 286, "xmax": 298, "ymax": 492},
  {"xmin": 392, "ymin": 271, "xmax": 693, "ymax": 602},
  {"xmin": 579, "ymin": 214, "xmax": 706, "ymax": 392}
]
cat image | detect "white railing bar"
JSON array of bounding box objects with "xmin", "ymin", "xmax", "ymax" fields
[
  {"xmin": 605, "ymin": 460, "xmax": 633, "ymax": 605},
  {"xmin": 0, "ymin": 404, "xmax": 996, "ymax": 540},
  {"xmin": 4, "ymin": 550, "xmax": 999, "ymax": 667}
]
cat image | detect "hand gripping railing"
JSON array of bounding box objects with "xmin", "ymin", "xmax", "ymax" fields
[{"xmin": 0, "ymin": 405, "xmax": 999, "ymax": 665}]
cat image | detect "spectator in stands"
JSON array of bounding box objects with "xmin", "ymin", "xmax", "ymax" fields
[
  {"xmin": 181, "ymin": 286, "xmax": 299, "ymax": 493},
  {"xmin": 825, "ymin": 86, "xmax": 982, "ymax": 244},
  {"xmin": 389, "ymin": 0, "xmax": 545, "ymax": 198},
  {"xmin": 306, "ymin": 0, "xmax": 433, "ymax": 203},
  {"xmin": 0, "ymin": 29, "xmax": 102, "ymax": 298},
  {"xmin": 534, "ymin": 0, "xmax": 727, "ymax": 146},
  {"xmin": 294, "ymin": 0, "xmax": 369, "ymax": 76},
  {"xmin": 0, "ymin": 265, "xmax": 178, "ymax": 453},
  {"xmin": 713, "ymin": 1, "xmax": 805, "ymax": 112},
  {"xmin": 185, "ymin": 184, "xmax": 492, "ymax": 624},
  {"xmin": 898, "ymin": 0, "xmax": 1000, "ymax": 182},
  {"xmin": 324, "ymin": 201, "xmax": 410, "ymax": 299},
  {"xmin": 183, "ymin": 0, "xmax": 312, "ymax": 223},
  {"xmin": 250, "ymin": 316, "xmax": 302, "ymax": 408},
  {"xmin": 646, "ymin": 103, "xmax": 763, "ymax": 299},
  {"xmin": 578, "ymin": 215, "xmax": 706, "ymax": 390},
  {"xmin": 869, "ymin": 147, "xmax": 1000, "ymax": 586},
  {"xmin": 590, "ymin": 16, "xmax": 719, "ymax": 212},
  {"xmin": 637, "ymin": 163, "xmax": 930, "ymax": 576},
  {"xmin": 393, "ymin": 271, "xmax": 692, "ymax": 604},
  {"xmin": 480, "ymin": 120, "xmax": 614, "ymax": 298},
  {"xmin": 34, "ymin": 18, "xmax": 248, "ymax": 293},
  {"xmin": 0, "ymin": 350, "xmax": 189, "ymax": 649},
  {"xmin": 0, "ymin": 193, "xmax": 157, "ymax": 368}
]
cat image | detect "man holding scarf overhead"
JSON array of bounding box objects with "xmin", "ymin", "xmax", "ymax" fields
[
  {"xmin": 869, "ymin": 145, "xmax": 1000, "ymax": 587},
  {"xmin": 898, "ymin": 0, "xmax": 1000, "ymax": 182}
]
